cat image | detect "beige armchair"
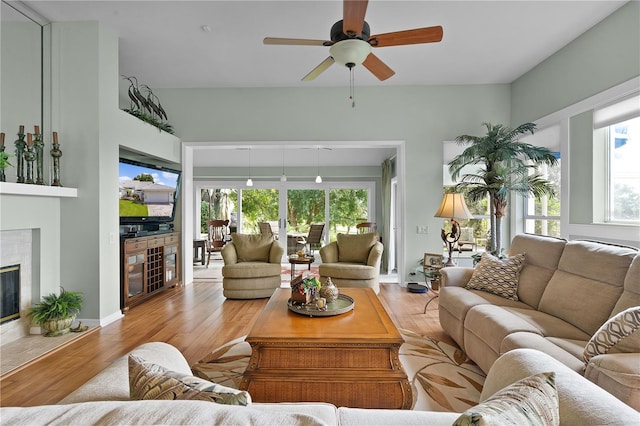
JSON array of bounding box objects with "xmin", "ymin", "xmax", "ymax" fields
[
  {"xmin": 221, "ymin": 233, "xmax": 284, "ymax": 299},
  {"xmin": 318, "ymin": 233, "xmax": 384, "ymax": 294}
]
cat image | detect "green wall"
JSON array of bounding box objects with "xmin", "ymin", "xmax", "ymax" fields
[
  {"xmin": 511, "ymin": 1, "xmax": 639, "ymax": 246},
  {"xmin": 511, "ymin": 1, "xmax": 640, "ymax": 124},
  {"xmin": 157, "ymin": 84, "xmax": 511, "ymax": 278}
]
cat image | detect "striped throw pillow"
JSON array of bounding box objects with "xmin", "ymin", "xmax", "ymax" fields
[
  {"xmin": 129, "ymin": 354, "xmax": 251, "ymax": 406},
  {"xmin": 453, "ymin": 372, "xmax": 559, "ymax": 426}
]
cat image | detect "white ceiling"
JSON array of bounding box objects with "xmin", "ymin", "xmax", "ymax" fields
[
  {"xmin": 11, "ymin": 0, "xmax": 627, "ymax": 168},
  {"xmin": 22, "ymin": 0, "xmax": 626, "ymax": 89}
]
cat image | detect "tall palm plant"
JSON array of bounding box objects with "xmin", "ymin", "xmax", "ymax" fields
[{"xmin": 449, "ymin": 122, "xmax": 558, "ymax": 254}]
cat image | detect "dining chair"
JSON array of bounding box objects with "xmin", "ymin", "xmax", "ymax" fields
[
  {"xmin": 297, "ymin": 223, "xmax": 325, "ymax": 256},
  {"xmin": 206, "ymin": 219, "xmax": 229, "ymax": 267},
  {"xmin": 356, "ymin": 222, "xmax": 377, "ymax": 234}
]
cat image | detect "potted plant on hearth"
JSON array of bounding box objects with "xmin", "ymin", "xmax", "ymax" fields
[{"xmin": 27, "ymin": 287, "xmax": 83, "ymax": 337}]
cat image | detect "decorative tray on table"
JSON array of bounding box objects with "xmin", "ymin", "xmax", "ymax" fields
[{"xmin": 287, "ymin": 294, "xmax": 355, "ymax": 317}]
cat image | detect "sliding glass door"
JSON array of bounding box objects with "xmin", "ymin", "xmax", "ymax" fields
[
  {"xmin": 241, "ymin": 188, "xmax": 279, "ymax": 235},
  {"xmin": 197, "ymin": 182, "xmax": 374, "ymax": 256},
  {"xmin": 285, "ymin": 189, "xmax": 325, "ymax": 254}
]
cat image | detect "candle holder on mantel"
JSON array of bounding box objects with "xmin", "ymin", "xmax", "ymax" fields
[
  {"xmin": 33, "ymin": 125, "xmax": 45, "ymax": 185},
  {"xmin": 50, "ymin": 132, "xmax": 63, "ymax": 187},
  {"xmin": 14, "ymin": 125, "xmax": 26, "ymax": 183},
  {"xmin": 24, "ymin": 133, "xmax": 36, "ymax": 184}
]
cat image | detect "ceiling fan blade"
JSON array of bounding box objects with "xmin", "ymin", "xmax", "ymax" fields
[
  {"xmin": 264, "ymin": 37, "xmax": 332, "ymax": 46},
  {"xmin": 362, "ymin": 53, "xmax": 395, "ymax": 81},
  {"xmin": 369, "ymin": 26, "xmax": 443, "ymax": 47},
  {"xmin": 302, "ymin": 57, "xmax": 335, "ymax": 81},
  {"xmin": 343, "ymin": 0, "xmax": 368, "ymax": 37}
]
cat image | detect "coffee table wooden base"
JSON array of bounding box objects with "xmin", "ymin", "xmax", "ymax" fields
[{"xmin": 240, "ymin": 288, "xmax": 412, "ymax": 409}]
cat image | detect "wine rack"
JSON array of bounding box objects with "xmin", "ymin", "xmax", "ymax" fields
[{"xmin": 121, "ymin": 232, "xmax": 180, "ymax": 312}]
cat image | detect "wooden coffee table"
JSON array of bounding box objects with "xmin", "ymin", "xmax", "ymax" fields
[{"xmin": 240, "ymin": 288, "xmax": 412, "ymax": 409}]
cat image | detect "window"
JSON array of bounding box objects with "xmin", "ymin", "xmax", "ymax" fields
[
  {"xmin": 524, "ymin": 157, "xmax": 561, "ymax": 237},
  {"xmin": 606, "ymin": 117, "xmax": 640, "ymax": 223},
  {"xmin": 594, "ymin": 94, "xmax": 640, "ymax": 224},
  {"xmin": 444, "ymin": 187, "xmax": 490, "ymax": 251}
]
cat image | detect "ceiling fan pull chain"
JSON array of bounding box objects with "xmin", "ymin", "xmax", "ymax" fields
[{"xmin": 350, "ymin": 67, "xmax": 356, "ymax": 108}]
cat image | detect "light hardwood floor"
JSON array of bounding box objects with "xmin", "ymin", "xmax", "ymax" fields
[{"xmin": 0, "ymin": 280, "xmax": 447, "ymax": 407}]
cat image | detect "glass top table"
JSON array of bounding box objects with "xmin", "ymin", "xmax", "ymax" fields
[{"xmin": 414, "ymin": 266, "xmax": 442, "ymax": 313}]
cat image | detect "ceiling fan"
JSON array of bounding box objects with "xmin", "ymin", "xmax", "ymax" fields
[{"xmin": 264, "ymin": 0, "xmax": 443, "ymax": 81}]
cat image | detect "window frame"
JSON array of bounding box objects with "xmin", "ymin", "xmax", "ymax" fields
[
  {"xmin": 603, "ymin": 116, "xmax": 640, "ymax": 224},
  {"xmin": 523, "ymin": 159, "xmax": 561, "ymax": 238}
]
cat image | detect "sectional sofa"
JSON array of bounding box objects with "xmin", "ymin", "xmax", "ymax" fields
[
  {"xmin": 439, "ymin": 233, "xmax": 640, "ymax": 410},
  {"xmin": 2, "ymin": 341, "xmax": 637, "ymax": 424}
]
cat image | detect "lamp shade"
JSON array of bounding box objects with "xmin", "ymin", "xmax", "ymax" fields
[
  {"xmin": 434, "ymin": 193, "xmax": 474, "ymax": 220},
  {"xmin": 329, "ymin": 39, "xmax": 372, "ymax": 67}
]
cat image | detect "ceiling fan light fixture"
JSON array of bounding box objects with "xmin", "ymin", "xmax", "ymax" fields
[
  {"xmin": 315, "ymin": 147, "xmax": 323, "ymax": 183},
  {"xmin": 329, "ymin": 39, "xmax": 371, "ymax": 68}
]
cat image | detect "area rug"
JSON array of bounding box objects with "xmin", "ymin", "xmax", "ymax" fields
[
  {"xmin": 191, "ymin": 330, "xmax": 485, "ymax": 412},
  {"xmin": 281, "ymin": 265, "xmax": 319, "ymax": 282}
]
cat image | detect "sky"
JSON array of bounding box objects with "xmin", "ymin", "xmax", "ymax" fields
[{"xmin": 119, "ymin": 162, "xmax": 179, "ymax": 188}]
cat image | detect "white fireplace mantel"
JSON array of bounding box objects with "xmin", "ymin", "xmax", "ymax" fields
[{"xmin": 0, "ymin": 182, "xmax": 77, "ymax": 198}]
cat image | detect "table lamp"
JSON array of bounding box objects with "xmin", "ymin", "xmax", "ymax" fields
[{"xmin": 434, "ymin": 193, "xmax": 474, "ymax": 267}]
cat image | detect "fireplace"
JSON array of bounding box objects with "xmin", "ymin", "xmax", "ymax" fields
[
  {"xmin": 0, "ymin": 229, "xmax": 34, "ymax": 345},
  {"xmin": 0, "ymin": 265, "xmax": 20, "ymax": 325}
]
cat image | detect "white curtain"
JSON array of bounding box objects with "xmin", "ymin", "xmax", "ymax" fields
[{"xmin": 381, "ymin": 159, "xmax": 392, "ymax": 274}]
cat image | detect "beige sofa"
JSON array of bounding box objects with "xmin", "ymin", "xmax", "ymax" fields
[
  {"xmin": 439, "ymin": 233, "xmax": 640, "ymax": 410},
  {"xmin": 1, "ymin": 341, "xmax": 636, "ymax": 425},
  {"xmin": 221, "ymin": 233, "xmax": 284, "ymax": 299},
  {"xmin": 319, "ymin": 233, "xmax": 383, "ymax": 293}
]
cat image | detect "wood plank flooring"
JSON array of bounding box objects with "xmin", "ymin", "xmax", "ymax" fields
[{"xmin": 0, "ymin": 280, "xmax": 447, "ymax": 407}]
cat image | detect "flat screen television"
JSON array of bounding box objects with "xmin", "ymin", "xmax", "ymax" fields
[{"xmin": 118, "ymin": 158, "xmax": 181, "ymax": 225}]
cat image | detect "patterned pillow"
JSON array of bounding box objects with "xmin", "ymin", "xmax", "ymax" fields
[
  {"xmin": 129, "ymin": 355, "xmax": 251, "ymax": 406},
  {"xmin": 583, "ymin": 306, "xmax": 640, "ymax": 364},
  {"xmin": 453, "ymin": 372, "xmax": 559, "ymax": 426},
  {"xmin": 465, "ymin": 252, "xmax": 525, "ymax": 301}
]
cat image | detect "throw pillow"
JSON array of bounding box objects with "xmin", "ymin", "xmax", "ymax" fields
[
  {"xmin": 231, "ymin": 233, "xmax": 272, "ymax": 263},
  {"xmin": 336, "ymin": 232, "xmax": 378, "ymax": 264},
  {"xmin": 583, "ymin": 306, "xmax": 640, "ymax": 363},
  {"xmin": 129, "ymin": 354, "xmax": 251, "ymax": 406},
  {"xmin": 465, "ymin": 252, "xmax": 525, "ymax": 301},
  {"xmin": 453, "ymin": 372, "xmax": 559, "ymax": 426}
]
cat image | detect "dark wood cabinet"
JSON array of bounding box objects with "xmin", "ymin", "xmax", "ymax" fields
[{"xmin": 121, "ymin": 232, "xmax": 180, "ymax": 312}]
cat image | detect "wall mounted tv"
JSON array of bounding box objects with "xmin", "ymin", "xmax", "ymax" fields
[{"xmin": 119, "ymin": 158, "xmax": 181, "ymax": 225}]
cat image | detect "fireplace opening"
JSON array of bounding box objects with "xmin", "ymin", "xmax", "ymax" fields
[{"xmin": 1, "ymin": 265, "xmax": 20, "ymax": 325}]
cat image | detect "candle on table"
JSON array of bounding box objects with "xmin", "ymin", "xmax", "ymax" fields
[
  {"xmin": 19, "ymin": 125, "xmax": 24, "ymax": 134},
  {"xmin": 27, "ymin": 133, "xmax": 33, "ymax": 146},
  {"xmin": 34, "ymin": 125, "xmax": 40, "ymax": 134},
  {"xmin": 53, "ymin": 132, "xmax": 58, "ymax": 145},
  {"xmin": 316, "ymin": 298, "xmax": 326, "ymax": 310},
  {"xmin": 0, "ymin": 133, "xmax": 4, "ymax": 147}
]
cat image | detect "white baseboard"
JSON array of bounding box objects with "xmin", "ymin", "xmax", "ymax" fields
[
  {"xmin": 99, "ymin": 310, "xmax": 125, "ymax": 327},
  {"xmin": 75, "ymin": 310, "xmax": 124, "ymax": 329}
]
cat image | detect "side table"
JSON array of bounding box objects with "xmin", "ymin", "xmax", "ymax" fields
[
  {"xmin": 415, "ymin": 266, "xmax": 442, "ymax": 313},
  {"xmin": 193, "ymin": 239, "xmax": 207, "ymax": 265},
  {"xmin": 288, "ymin": 256, "xmax": 314, "ymax": 280}
]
